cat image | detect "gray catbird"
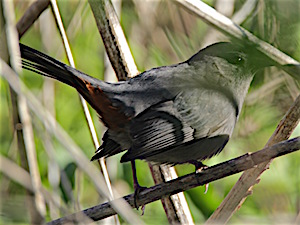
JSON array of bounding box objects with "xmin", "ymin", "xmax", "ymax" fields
[{"xmin": 20, "ymin": 42, "xmax": 272, "ymax": 189}]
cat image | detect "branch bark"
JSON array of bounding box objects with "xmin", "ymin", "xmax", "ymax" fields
[
  {"xmin": 88, "ymin": 0, "xmax": 139, "ymax": 80},
  {"xmin": 46, "ymin": 137, "xmax": 300, "ymax": 225},
  {"xmin": 16, "ymin": 0, "xmax": 50, "ymax": 39}
]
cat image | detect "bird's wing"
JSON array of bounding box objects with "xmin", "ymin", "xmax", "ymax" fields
[
  {"xmin": 91, "ymin": 130, "xmax": 124, "ymax": 160},
  {"xmin": 120, "ymin": 86, "xmax": 237, "ymax": 163},
  {"xmin": 120, "ymin": 100, "xmax": 196, "ymax": 162}
]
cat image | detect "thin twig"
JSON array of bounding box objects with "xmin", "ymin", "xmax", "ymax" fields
[
  {"xmin": 2, "ymin": 0, "xmax": 46, "ymax": 223},
  {"xmin": 45, "ymin": 137, "xmax": 300, "ymax": 224},
  {"xmin": 232, "ymin": 0, "xmax": 258, "ymax": 24},
  {"xmin": 49, "ymin": 0, "xmax": 117, "ymax": 209},
  {"xmin": 16, "ymin": 0, "xmax": 50, "ymax": 39},
  {"xmin": 0, "ymin": 155, "xmax": 68, "ymax": 213},
  {"xmin": 18, "ymin": 96, "xmax": 47, "ymax": 217},
  {"xmin": 88, "ymin": 0, "xmax": 139, "ymax": 80},
  {"xmin": 245, "ymin": 74, "xmax": 285, "ymax": 105}
]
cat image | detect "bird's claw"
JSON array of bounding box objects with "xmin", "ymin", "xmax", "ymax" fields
[
  {"xmin": 192, "ymin": 161, "xmax": 210, "ymax": 193},
  {"xmin": 204, "ymin": 183, "xmax": 209, "ymax": 194},
  {"xmin": 193, "ymin": 161, "xmax": 208, "ymax": 173},
  {"xmin": 133, "ymin": 184, "xmax": 147, "ymax": 211}
]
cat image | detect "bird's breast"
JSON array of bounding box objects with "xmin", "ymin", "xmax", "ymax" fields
[{"xmin": 174, "ymin": 87, "xmax": 238, "ymax": 138}]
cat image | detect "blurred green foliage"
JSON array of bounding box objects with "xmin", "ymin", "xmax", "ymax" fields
[{"xmin": 1, "ymin": 0, "xmax": 300, "ymax": 224}]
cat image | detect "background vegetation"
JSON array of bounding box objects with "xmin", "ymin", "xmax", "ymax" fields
[{"xmin": 1, "ymin": 0, "xmax": 300, "ymax": 224}]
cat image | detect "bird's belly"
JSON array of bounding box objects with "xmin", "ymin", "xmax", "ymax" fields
[{"xmin": 174, "ymin": 88, "xmax": 237, "ymax": 138}]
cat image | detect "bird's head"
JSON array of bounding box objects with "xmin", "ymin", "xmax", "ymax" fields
[
  {"xmin": 183, "ymin": 42, "xmax": 276, "ymax": 109},
  {"xmin": 187, "ymin": 42, "xmax": 274, "ymax": 81}
]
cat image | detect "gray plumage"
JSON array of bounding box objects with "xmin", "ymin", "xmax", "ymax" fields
[{"xmin": 20, "ymin": 42, "xmax": 272, "ymax": 166}]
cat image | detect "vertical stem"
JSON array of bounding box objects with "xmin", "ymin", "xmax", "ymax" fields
[
  {"xmin": 1, "ymin": 0, "xmax": 46, "ymax": 223},
  {"xmin": 50, "ymin": 0, "xmax": 119, "ymax": 223}
]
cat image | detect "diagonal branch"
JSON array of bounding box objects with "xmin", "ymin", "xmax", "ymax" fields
[
  {"xmin": 175, "ymin": 0, "xmax": 300, "ymax": 80},
  {"xmin": 206, "ymin": 94, "xmax": 300, "ymax": 224},
  {"xmin": 46, "ymin": 137, "xmax": 300, "ymax": 225},
  {"xmin": 16, "ymin": 0, "xmax": 50, "ymax": 38}
]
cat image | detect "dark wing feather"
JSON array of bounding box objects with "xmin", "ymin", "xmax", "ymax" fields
[
  {"xmin": 120, "ymin": 101, "xmax": 195, "ymax": 162},
  {"xmin": 91, "ymin": 131, "xmax": 123, "ymax": 160}
]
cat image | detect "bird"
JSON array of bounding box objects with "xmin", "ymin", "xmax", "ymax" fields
[{"xmin": 20, "ymin": 41, "xmax": 272, "ymax": 194}]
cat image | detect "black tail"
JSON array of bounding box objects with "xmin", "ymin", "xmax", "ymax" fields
[{"xmin": 20, "ymin": 43, "xmax": 78, "ymax": 87}]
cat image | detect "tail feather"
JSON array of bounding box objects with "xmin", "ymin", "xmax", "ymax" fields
[
  {"xmin": 20, "ymin": 43, "xmax": 76, "ymax": 87},
  {"xmin": 19, "ymin": 43, "xmax": 131, "ymax": 131}
]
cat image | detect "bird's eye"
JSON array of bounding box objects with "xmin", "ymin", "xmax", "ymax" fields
[{"xmin": 226, "ymin": 54, "xmax": 245, "ymax": 65}]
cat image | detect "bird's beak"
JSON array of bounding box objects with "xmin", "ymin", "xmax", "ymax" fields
[
  {"xmin": 250, "ymin": 52, "xmax": 300, "ymax": 82},
  {"xmin": 280, "ymin": 64, "xmax": 300, "ymax": 81},
  {"xmin": 248, "ymin": 50, "xmax": 277, "ymax": 73}
]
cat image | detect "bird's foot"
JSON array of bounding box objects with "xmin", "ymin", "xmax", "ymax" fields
[
  {"xmin": 133, "ymin": 183, "xmax": 147, "ymax": 213},
  {"xmin": 130, "ymin": 160, "xmax": 147, "ymax": 212},
  {"xmin": 192, "ymin": 161, "xmax": 209, "ymax": 193},
  {"xmin": 192, "ymin": 161, "xmax": 208, "ymax": 173}
]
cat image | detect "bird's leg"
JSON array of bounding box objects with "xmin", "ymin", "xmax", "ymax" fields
[
  {"xmin": 192, "ymin": 161, "xmax": 209, "ymax": 193},
  {"xmin": 131, "ymin": 160, "xmax": 147, "ymax": 211}
]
